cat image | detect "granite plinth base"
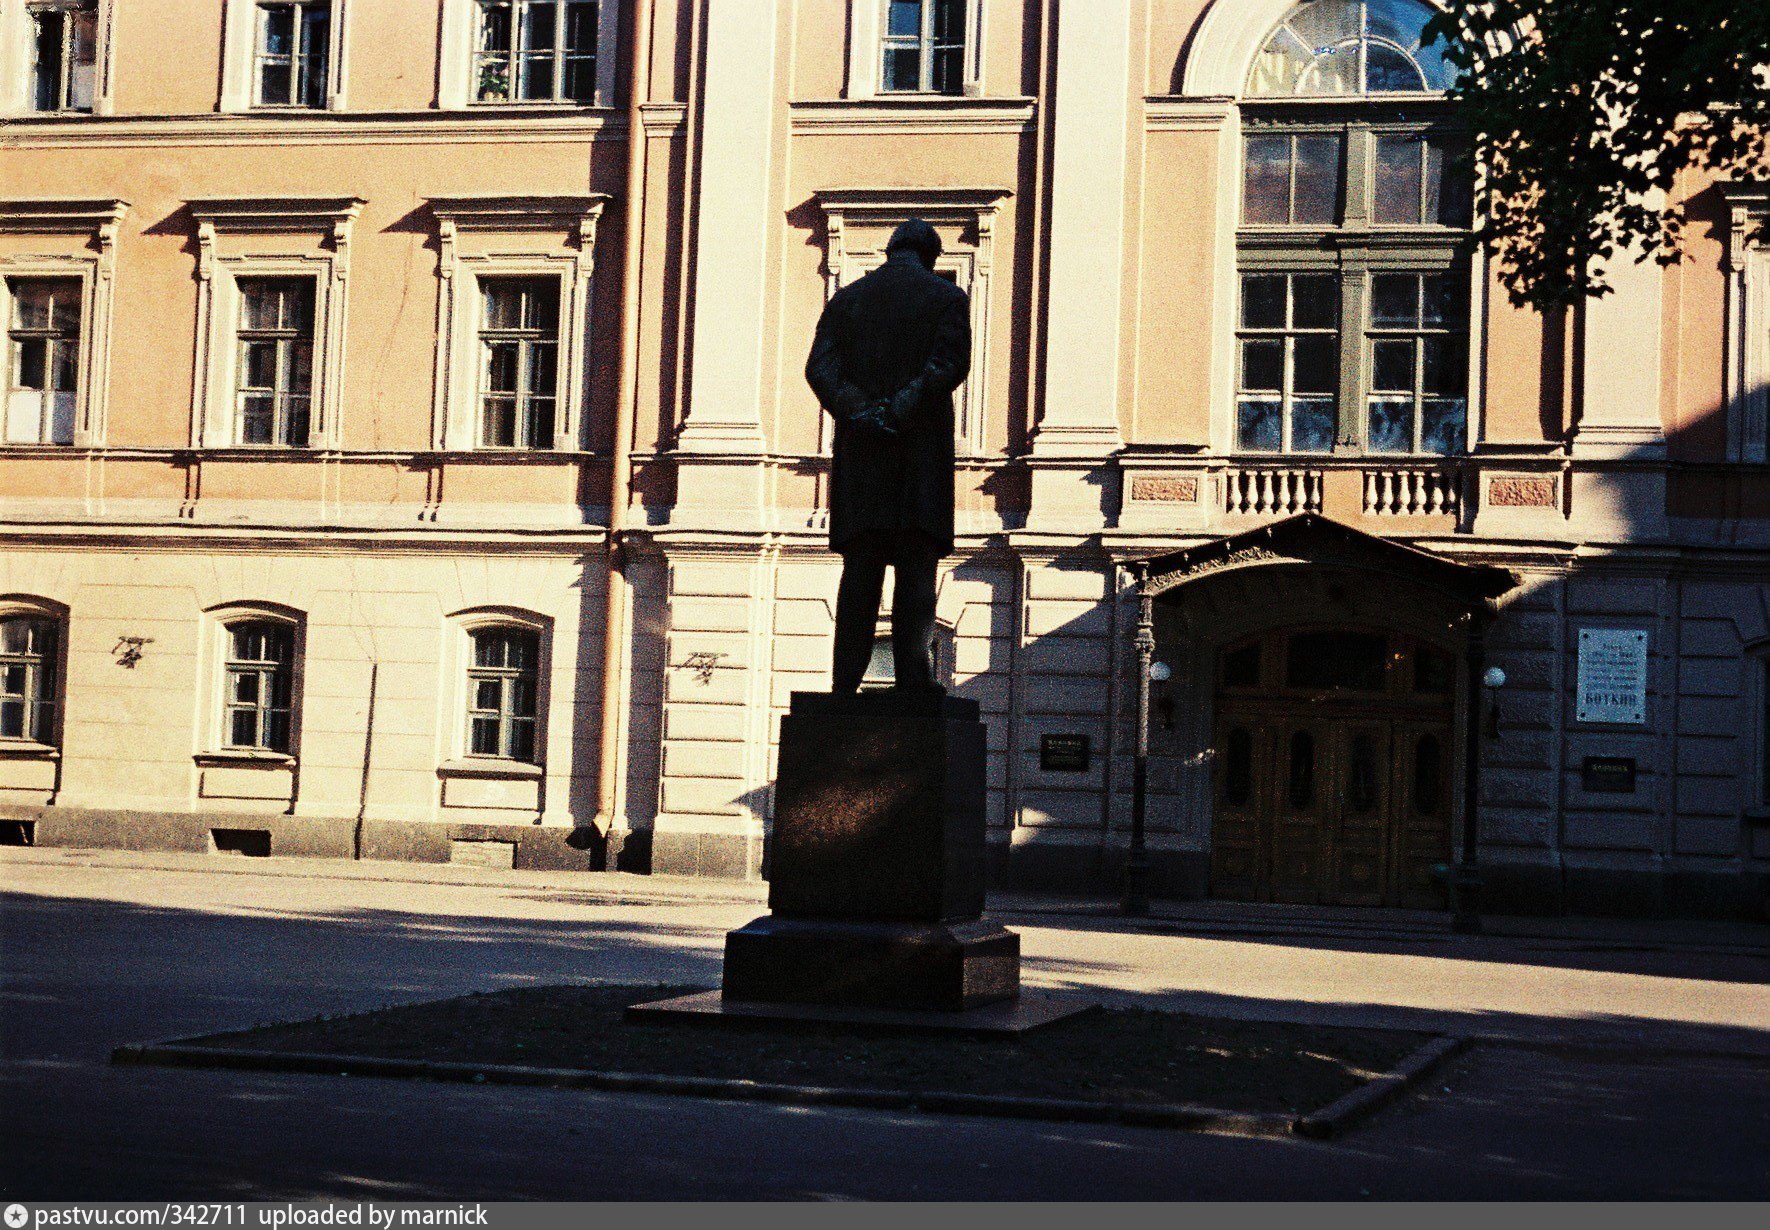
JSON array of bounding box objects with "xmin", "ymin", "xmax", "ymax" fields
[
  {"xmin": 722, "ymin": 916, "xmax": 1020, "ymax": 1013},
  {"xmin": 769, "ymin": 690, "xmax": 986, "ymax": 923},
  {"xmin": 626, "ymin": 989, "xmax": 1094, "ymax": 1038}
]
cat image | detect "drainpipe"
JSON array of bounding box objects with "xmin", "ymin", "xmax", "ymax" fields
[{"xmin": 594, "ymin": 0, "xmax": 656, "ymax": 859}]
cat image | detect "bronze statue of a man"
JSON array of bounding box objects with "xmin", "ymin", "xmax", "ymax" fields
[{"xmin": 805, "ymin": 218, "xmax": 972, "ymax": 694}]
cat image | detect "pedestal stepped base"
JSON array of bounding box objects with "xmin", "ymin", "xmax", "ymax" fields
[
  {"xmin": 724, "ymin": 917, "xmax": 1019, "ymax": 1012},
  {"xmin": 719, "ymin": 690, "xmax": 1023, "ymax": 1014}
]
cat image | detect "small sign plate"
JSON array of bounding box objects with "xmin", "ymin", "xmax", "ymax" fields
[
  {"xmin": 1576, "ymin": 628, "xmax": 1649, "ymax": 725},
  {"xmin": 1581, "ymin": 756, "xmax": 1637, "ymax": 794},
  {"xmin": 1040, "ymin": 734, "xmax": 1091, "ymax": 773}
]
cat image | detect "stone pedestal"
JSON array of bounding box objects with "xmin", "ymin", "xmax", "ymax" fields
[{"xmin": 720, "ymin": 690, "xmax": 1020, "ymax": 1013}]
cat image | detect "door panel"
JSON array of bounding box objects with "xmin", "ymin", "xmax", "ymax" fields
[
  {"xmin": 1209, "ymin": 718, "xmax": 1268, "ymax": 902},
  {"xmin": 1330, "ymin": 723, "xmax": 1391, "ymax": 907},
  {"xmin": 1269, "ymin": 724, "xmax": 1329, "ymax": 904},
  {"xmin": 1392, "ymin": 721, "xmax": 1453, "ymax": 909}
]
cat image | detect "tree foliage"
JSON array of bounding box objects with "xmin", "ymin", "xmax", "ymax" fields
[{"xmin": 1425, "ymin": 0, "xmax": 1770, "ymax": 311}]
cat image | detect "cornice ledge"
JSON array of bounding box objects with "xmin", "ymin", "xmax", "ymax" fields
[
  {"xmin": 813, "ymin": 185, "xmax": 1013, "ymax": 217},
  {"xmin": 790, "ymin": 96, "xmax": 1036, "ymax": 133},
  {"xmin": 427, "ymin": 194, "xmax": 615, "ymax": 232},
  {"xmin": 1143, "ymin": 96, "xmax": 1235, "ymax": 131},
  {"xmin": 0, "ymin": 197, "xmax": 131, "ymax": 233},
  {"xmin": 187, "ymin": 195, "xmax": 365, "ymax": 232}
]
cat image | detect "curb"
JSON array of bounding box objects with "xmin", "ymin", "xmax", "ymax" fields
[
  {"xmin": 109, "ymin": 1034, "xmax": 1471, "ymax": 1139},
  {"xmin": 1292, "ymin": 1035, "xmax": 1468, "ymax": 1140}
]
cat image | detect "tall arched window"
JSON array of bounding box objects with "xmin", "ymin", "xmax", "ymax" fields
[
  {"xmin": 1236, "ymin": 0, "xmax": 1474, "ymax": 458},
  {"xmin": 222, "ymin": 618, "xmax": 296, "ymax": 752}
]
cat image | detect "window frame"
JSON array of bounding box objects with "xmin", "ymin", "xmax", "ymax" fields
[
  {"xmin": 1234, "ymin": 104, "xmax": 1478, "ymax": 458},
  {"xmin": 878, "ymin": 0, "xmax": 970, "ymax": 96},
  {"xmin": 232, "ymin": 276, "xmax": 317, "ymax": 448},
  {"xmin": 475, "ymin": 274, "xmax": 562, "ymax": 450},
  {"xmin": 448, "ymin": 611, "xmax": 551, "ymax": 769},
  {"xmin": 24, "ymin": 0, "xmax": 96, "ymax": 113},
  {"xmin": 219, "ymin": 0, "xmax": 349, "ymax": 112},
  {"xmin": 428, "ymin": 196, "xmax": 606, "ymax": 453},
  {"xmin": 251, "ymin": 0, "xmax": 332, "ymax": 109},
  {"xmin": 3, "ymin": 274, "xmax": 82, "ymax": 447},
  {"xmin": 845, "ymin": 0, "xmax": 985, "ymax": 100},
  {"xmin": 437, "ymin": 0, "xmax": 617, "ymax": 110},
  {"xmin": 0, "ymin": 600, "xmax": 65, "ymax": 750},
  {"xmin": 0, "ymin": 200, "xmax": 125, "ymax": 451},
  {"xmin": 188, "ymin": 198, "xmax": 361, "ymax": 451},
  {"xmin": 465, "ymin": 625, "xmax": 542, "ymax": 763},
  {"xmin": 196, "ymin": 603, "xmax": 305, "ymax": 776},
  {"xmin": 1723, "ymin": 185, "xmax": 1769, "ymax": 464},
  {"xmin": 220, "ymin": 618, "xmax": 297, "ymax": 754}
]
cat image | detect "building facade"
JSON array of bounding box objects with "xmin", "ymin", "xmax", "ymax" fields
[{"xmin": 2, "ymin": 0, "xmax": 1767, "ymax": 916}]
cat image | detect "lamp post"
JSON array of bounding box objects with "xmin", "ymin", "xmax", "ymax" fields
[
  {"xmin": 1124, "ymin": 563, "xmax": 1154, "ymax": 917},
  {"xmin": 1451, "ymin": 609, "xmax": 1501, "ymax": 934}
]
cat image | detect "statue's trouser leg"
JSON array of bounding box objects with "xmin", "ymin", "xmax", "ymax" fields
[
  {"xmin": 832, "ymin": 541, "xmax": 889, "ymax": 694},
  {"xmin": 891, "ymin": 534, "xmax": 940, "ymax": 690}
]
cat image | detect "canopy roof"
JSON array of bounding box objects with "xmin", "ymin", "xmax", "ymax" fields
[{"xmin": 1139, "ymin": 513, "xmax": 1516, "ymax": 607}]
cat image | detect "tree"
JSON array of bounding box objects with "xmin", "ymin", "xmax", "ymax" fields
[{"xmin": 1425, "ymin": 0, "xmax": 1770, "ymax": 311}]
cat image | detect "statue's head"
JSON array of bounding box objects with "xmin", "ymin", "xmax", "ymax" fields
[{"xmin": 885, "ymin": 218, "xmax": 942, "ymax": 272}]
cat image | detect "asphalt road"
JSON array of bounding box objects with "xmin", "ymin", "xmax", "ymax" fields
[{"xmin": 3, "ymin": 850, "xmax": 1768, "ymax": 1199}]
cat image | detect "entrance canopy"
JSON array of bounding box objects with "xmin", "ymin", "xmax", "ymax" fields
[{"xmin": 1139, "ymin": 514, "xmax": 1517, "ymax": 609}]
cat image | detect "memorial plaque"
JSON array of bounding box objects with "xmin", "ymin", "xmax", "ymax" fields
[
  {"xmin": 1040, "ymin": 734, "xmax": 1091, "ymax": 773},
  {"xmin": 1582, "ymin": 756, "xmax": 1637, "ymax": 794},
  {"xmin": 1576, "ymin": 628, "xmax": 1648, "ymax": 725}
]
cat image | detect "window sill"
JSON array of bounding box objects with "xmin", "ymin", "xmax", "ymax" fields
[
  {"xmin": 438, "ymin": 758, "xmax": 544, "ymax": 781},
  {"xmin": 194, "ymin": 750, "xmax": 295, "ymax": 767},
  {"xmin": 0, "ymin": 741, "xmax": 59, "ymax": 761}
]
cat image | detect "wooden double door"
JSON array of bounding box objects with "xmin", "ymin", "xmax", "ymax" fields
[{"xmin": 1207, "ymin": 629, "xmax": 1456, "ymax": 909}]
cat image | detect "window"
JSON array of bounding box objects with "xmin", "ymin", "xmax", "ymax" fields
[
  {"xmin": 466, "ymin": 627, "xmax": 540, "ymax": 762},
  {"xmin": 1248, "ymin": 0, "xmax": 1456, "ymax": 98},
  {"xmin": 474, "ymin": 0, "xmax": 599, "ymax": 104},
  {"xmin": 477, "ymin": 277, "xmax": 559, "ymax": 449},
  {"xmin": 27, "ymin": 1, "xmax": 96, "ymax": 112},
  {"xmin": 0, "ymin": 615, "xmax": 57, "ymax": 744},
  {"xmin": 254, "ymin": 1, "xmax": 330, "ymax": 107},
  {"xmin": 5, "ymin": 278, "xmax": 79, "ymax": 446},
  {"xmin": 1366, "ymin": 271, "xmax": 1469, "ymax": 454},
  {"xmin": 1236, "ymin": 2, "xmax": 1474, "ymax": 456},
  {"xmin": 222, "ymin": 620, "xmax": 294, "ymax": 752},
  {"xmin": 234, "ymin": 278, "xmax": 314, "ymax": 447},
  {"xmin": 1237, "ymin": 273, "xmax": 1339, "ymax": 453},
  {"xmin": 880, "ymin": 0, "xmax": 967, "ymax": 94}
]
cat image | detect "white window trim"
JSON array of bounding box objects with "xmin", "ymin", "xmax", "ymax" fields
[
  {"xmin": 188, "ymin": 197, "xmax": 361, "ymax": 450},
  {"xmin": 846, "ymin": 0, "xmax": 985, "ymax": 100},
  {"xmin": 0, "ymin": 0, "xmax": 115, "ymax": 116},
  {"xmin": 437, "ymin": 0, "xmax": 619, "ymax": 110},
  {"xmin": 429, "ymin": 195, "xmax": 607, "ymax": 452},
  {"xmin": 219, "ymin": 0, "xmax": 351, "ymax": 112},
  {"xmin": 812, "ymin": 186, "xmax": 1009, "ymax": 457},
  {"xmin": 196, "ymin": 601, "xmax": 305, "ymax": 763},
  {"xmin": 0, "ymin": 594, "xmax": 67, "ymax": 752},
  {"xmin": 440, "ymin": 607, "xmax": 552, "ymax": 769},
  {"xmin": 1182, "ymin": 0, "xmax": 1452, "ymax": 98},
  {"xmin": 1725, "ymin": 185, "xmax": 1768, "ymax": 464},
  {"xmin": 0, "ymin": 198, "xmax": 126, "ymax": 447}
]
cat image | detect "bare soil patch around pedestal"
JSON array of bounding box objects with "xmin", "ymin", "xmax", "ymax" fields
[{"xmin": 115, "ymin": 984, "xmax": 1442, "ymax": 1132}]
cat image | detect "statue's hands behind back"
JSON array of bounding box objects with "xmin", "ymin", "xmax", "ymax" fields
[{"xmin": 851, "ymin": 397, "xmax": 901, "ymax": 437}]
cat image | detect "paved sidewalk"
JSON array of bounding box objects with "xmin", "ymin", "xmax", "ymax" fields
[{"xmin": 3, "ymin": 848, "xmax": 1768, "ymax": 1197}]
